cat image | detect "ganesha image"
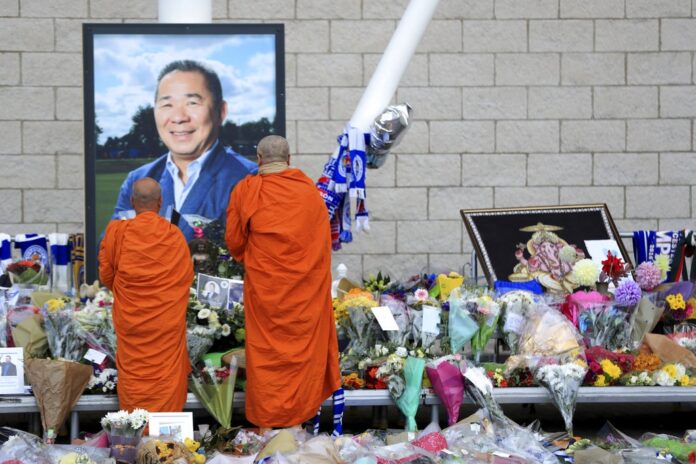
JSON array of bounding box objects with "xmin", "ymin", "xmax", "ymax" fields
[{"xmin": 509, "ymin": 222, "xmax": 585, "ymax": 293}]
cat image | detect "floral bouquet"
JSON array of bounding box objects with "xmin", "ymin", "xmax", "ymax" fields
[
  {"xmin": 381, "ymin": 294, "xmax": 412, "ymax": 348},
  {"xmin": 337, "ymin": 290, "xmax": 379, "ymax": 360},
  {"xmin": 584, "ymin": 346, "xmax": 634, "ymax": 386},
  {"xmin": 663, "ymin": 292, "xmax": 694, "ymax": 325},
  {"xmin": 363, "ymin": 271, "xmax": 393, "ymax": 300},
  {"xmin": 86, "ymin": 367, "xmax": 118, "ymax": 394},
  {"xmin": 102, "ymin": 408, "xmax": 149, "ymax": 463},
  {"xmin": 468, "ymin": 293, "xmax": 500, "ymax": 364},
  {"xmin": 498, "ymin": 290, "xmax": 537, "ymax": 354},
  {"xmin": 533, "ymin": 355, "xmax": 588, "ymax": 436},
  {"xmin": 425, "ymin": 355, "xmax": 464, "ymax": 426},
  {"xmin": 407, "ymin": 287, "xmax": 441, "ymax": 351},
  {"xmin": 447, "ymin": 287, "xmax": 479, "ymax": 355},
  {"xmin": 74, "ymin": 298, "xmax": 117, "ymax": 362},
  {"xmin": 634, "ymin": 261, "xmax": 663, "ymax": 292},
  {"xmin": 42, "ymin": 300, "xmax": 86, "ymax": 361},
  {"xmin": 652, "ymin": 362, "xmax": 691, "ymax": 386},
  {"xmin": 516, "ymin": 303, "xmax": 583, "ymax": 357},
  {"xmin": 187, "ymin": 325, "xmax": 216, "ymax": 366},
  {"xmin": 6, "ymin": 259, "xmax": 48, "ymax": 286},
  {"xmin": 379, "ymin": 356, "xmax": 425, "ymax": 432},
  {"xmin": 190, "ymin": 357, "xmax": 238, "ymax": 453},
  {"xmin": 561, "ymin": 289, "xmax": 609, "ymax": 327},
  {"xmin": 577, "ymin": 303, "xmax": 633, "ymax": 351},
  {"xmin": 665, "ymin": 322, "xmax": 696, "ymax": 354}
]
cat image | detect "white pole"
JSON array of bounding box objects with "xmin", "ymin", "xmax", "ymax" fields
[
  {"xmin": 349, "ymin": 0, "xmax": 441, "ymax": 132},
  {"xmin": 158, "ymin": 0, "xmax": 212, "ymax": 23}
]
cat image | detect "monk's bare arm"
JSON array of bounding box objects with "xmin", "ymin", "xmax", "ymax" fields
[
  {"xmin": 98, "ymin": 222, "xmax": 117, "ymax": 289},
  {"xmin": 225, "ymin": 187, "xmax": 248, "ymax": 263}
]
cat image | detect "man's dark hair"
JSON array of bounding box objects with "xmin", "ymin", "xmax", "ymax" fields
[{"xmin": 155, "ymin": 60, "xmax": 224, "ymax": 111}]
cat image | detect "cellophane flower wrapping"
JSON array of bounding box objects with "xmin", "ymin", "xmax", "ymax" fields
[
  {"xmin": 189, "ymin": 356, "xmax": 237, "ymax": 429},
  {"xmin": 561, "ymin": 290, "xmax": 610, "ymax": 327},
  {"xmin": 387, "ymin": 356, "xmax": 425, "ymax": 432},
  {"xmin": 187, "ymin": 325, "xmax": 216, "ymax": 366},
  {"xmin": 458, "ymin": 361, "xmax": 557, "ymax": 464},
  {"xmin": 407, "ymin": 289, "xmax": 441, "ymax": 351},
  {"xmin": 497, "ymin": 290, "xmax": 537, "ymax": 355},
  {"xmin": 381, "ymin": 294, "xmax": 412, "ymax": 348},
  {"xmin": 665, "ymin": 322, "xmax": 696, "ymax": 354},
  {"xmin": 577, "ymin": 303, "xmax": 633, "ymax": 351},
  {"xmin": 42, "ymin": 303, "xmax": 86, "ymax": 361},
  {"xmin": 532, "ymin": 356, "xmax": 588, "ymax": 437},
  {"xmin": 515, "ymin": 303, "xmax": 583, "ymax": 357},
  {"xmin": 425, "ymin": 355, "xmax": 464, "ymax": 426},
  {"xmin": 0, "ymin": 427, "xmax": 52, "ymax": 463},
  {"xmin": 447, "ymin": 288, "xmax": 481, "ymax": 355},
  {"xmin": 74, "ymin": 299, "xmax": 117, "ymax": 362},
  {"xmin": 468, "ymin": 293, "xmax": 500, "ymax": 364},
  {"xmin": 628, "ymin": 294, "xmax": 664, "ymax": 348}
]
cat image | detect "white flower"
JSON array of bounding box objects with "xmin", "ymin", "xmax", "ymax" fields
[
  {"xmin": 409, "ymin": 350, "xmax": 415, "ymax": 357},
  {"xmin": 653, "ymin": 370, "xmax": 674, "ymax": 386},
  {"xmin": 381, "ymin": 346, "xmax": 389, "ymax": 356},
  {"xmin": 221, "ymin": 324, "xmax": 231, "ymax": 336},
  {"xmin": 395, "ymin": 347, "xmax": 408, "ymax": 358},
  {"xmin": 105, "ymin": 381, "xmax": 115, "ymax": 391},
  {"xmin": 674, "ymin": 363, "xmax": 687, "ymax": 379},
  {"xmin": 358, "ymin": 357, "xmax": 372, "ymax": 371},
  {"xmin": 629, "ymin": 376, "xmax": 638, "ymax": 385},
  {"xmin": 129, "ymin": 408, "xmax": 149, "ymax": 430},
  {"xmin": 197, "ymin": 308, "xmax": 211, "ymax": 319},
  {"xmin": 209, "ymin": 311, "xmax": 219, "ymax": 323}
]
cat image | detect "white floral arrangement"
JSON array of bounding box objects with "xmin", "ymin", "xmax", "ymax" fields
[
  {"xmin": 101, "ymin": 408, "xmax": 149, "ymax": 435},
  {"xmin": 534, "ymin": 361, "xmax": 587, "ymax": 436},
  {"xmin": 652, "ymin": 363, "xmax": 689, "ymax": 387},
  {"xmin": 87, "ymin": 368, "xmax": 118, "ymax": 394},
  {"xmin": 623, "ymin": 371, "xmax": 654, "ymax": 386}
]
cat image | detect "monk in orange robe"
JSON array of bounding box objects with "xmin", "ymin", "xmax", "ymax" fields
[
  {"xmin": 226, "ymin": 135, "xmax": 340, "ymax": 428},
  {"xmin": 99, "ymin": 177, "xmax": 193, "ymax": 412}
]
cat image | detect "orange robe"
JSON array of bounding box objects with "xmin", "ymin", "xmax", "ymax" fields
[
  {"xmin": 99, "ymin": 211, "xmax": 193, "ymax": 412},
  {"xmin": 226, "ymin": 168, "xmax": 340, "ymax": 428}
]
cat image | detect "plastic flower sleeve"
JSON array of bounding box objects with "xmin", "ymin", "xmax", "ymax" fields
[
  {"xmin": 189, "ymin": 356, "xmax": 237, "ymax": 429},
  {"xmin": 532, "ymin": 357, "xmax": 587, "ymax": 437},
  {"xmin": 517, "ymin": 303, "xmax": 583, "ymax": 356},
  {"xmin": 498, "ymin": 291, "xmax": 537, "ymax": 354},
  {"xmin": 392, "ymin": 356, "xmax": 425, "ymax": 432},
  {"xmin": 381, "ymin": 294, "xmax": 411, "ymax": 347},
  {"xmin": 447, "ymin": 289, "xmax": 478, "ymax": 354},
  {"xmin": 577, "ymin": 303, "xmax": 633, "ymax": 350},
  {"xmin": 425, "ymin": 356, "xmax": 464, "ymax": 426},
  {"xmin": 42, "ymin": 306, "xmax": 86, "ymax": 361}
]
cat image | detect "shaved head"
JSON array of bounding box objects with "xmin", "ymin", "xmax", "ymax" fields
[
  {"xmin": 131, "ymin": 177, "xmax": 162, "ymax": 214},
  {"xmin": 257, "ymin": 135, "xmax": 290, "ymax": 164}
]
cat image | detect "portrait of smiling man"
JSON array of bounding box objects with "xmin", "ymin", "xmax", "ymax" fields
[{"xmin": 110, "ymin": 60, "xmax": 257, "ymax": 241}]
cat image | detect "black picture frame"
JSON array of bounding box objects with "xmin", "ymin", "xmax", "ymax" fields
[
  {"xmin": 461, "ymin": 204, "xmax": 631, "ymax": 288},
  {"xmin": 83, "ymin": 23, "xmax": 285, "ymax": 282}
]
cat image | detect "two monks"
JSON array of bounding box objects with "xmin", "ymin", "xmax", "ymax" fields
[
  {"xmin": 99, "ymin": 178, "xmax": 193, "ymax": 412},
  {"xmin": 226, "ymin": 135, "xmax": 340, "ymax": 429}
]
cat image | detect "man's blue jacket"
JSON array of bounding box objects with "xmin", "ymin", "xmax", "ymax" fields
[{"xmin": 111, "ymin": 142, "xmax": 257, "ymax": 242}]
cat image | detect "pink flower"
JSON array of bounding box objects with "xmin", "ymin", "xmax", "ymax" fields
[
  {"xmin": 478, "ymin": 304, "xmax": 490, "ymax": 315},
  {"xmin": 414, "ymin": 288, "xmax": 428, "ymax": 302}
]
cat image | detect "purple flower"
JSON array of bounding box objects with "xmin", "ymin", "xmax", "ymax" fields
[
  {"xmin": 634, "ymin": 261, "xmax": 661, "ymax": 291},
  {"xmin": 614, "ymin": 280, "xmax": 641, "ymax": 307}
]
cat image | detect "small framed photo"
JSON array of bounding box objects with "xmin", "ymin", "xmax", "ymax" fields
[
  {"xmin": 0, "ymin": 347, "xmax": 25, "ymax": 394},
  {"xmin": 197, "ymin": 274, "xmax": 230, "ymax": 309},
  {"xmin": 227, "ymin": 279, "xmax": 244, "ymax": 305},
  {"xmin": 461, "ymin": 203, "xmax": 630, "ymax": 290},
  {"xmin": 148, "ymin": 412, "xmax": 194, "ymax": 442}
]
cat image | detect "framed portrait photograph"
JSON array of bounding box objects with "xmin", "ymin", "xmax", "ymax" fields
[
  {"xmin": 148, "ymin": 412, "xmax": 194, "ymax": 442},
  {"xmin": 461, "ymin": 204, "xmax": 630, "ymax": 291},
  {"xmin": 0, "ymin": 347, "xmax": 25, "ymax": 395},
  {"xmin": 83, "ymin": 23, "xmax": 285, "ymax": 281},
  {"xmin": 197, "ymin": 273, "xmax": 230, "ymax": 309}
]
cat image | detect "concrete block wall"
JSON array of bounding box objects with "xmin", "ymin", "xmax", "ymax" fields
[{"xmin": 1, "ymin": 0, "xmax": 695, "ymax": 282}]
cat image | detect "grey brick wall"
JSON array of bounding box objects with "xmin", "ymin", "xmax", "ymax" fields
[{"xmin": 0, "ymin": 0, "xmax": 695, "ymax": 282}]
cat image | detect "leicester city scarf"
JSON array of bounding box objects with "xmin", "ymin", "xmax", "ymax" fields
[
  {"xmin": 14, "ymin": 234, "xmax": 49, "ymax": 273},
  {"xmin": 316, "ymin": 126, "xmax": 370, "ymax": 250},
  {"xmin": 49, "ymin": 233, "xmax": 70, "ymax": 293}
]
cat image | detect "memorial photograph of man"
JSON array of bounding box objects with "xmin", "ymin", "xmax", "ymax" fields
[{"xmin": 87, "ymin": 29, "xmax": 282, "ymax": 247}]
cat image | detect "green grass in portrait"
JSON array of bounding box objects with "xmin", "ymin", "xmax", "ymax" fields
[{"xmin": 95, "ymin": 158, "xmax": 155, "ymax": 235}]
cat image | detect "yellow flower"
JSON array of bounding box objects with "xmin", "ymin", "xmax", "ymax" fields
[
  {"xmin": 664, "ymin": 363, "xmax": 678, "ymax": 379},
  {"xmin": 600, "ymin": 359, "xmax": 622, "ymax": 379},
  {"xmin": 46, "ymin": 298, "xmax": 65, "ymax": 313},
  {"xmin": 594, "ymin": 374, "xmax": 607, "ymax": 387},
  {"xmin": 679, "ymin": 375, "xmax": 690, "ymax": 386},
  {"xmin": 336, "ymin": 296, "xmax": 377, "ymax": 314},
  {"xmin": 666, "ymin": 294, "xmax": 686, "ymax": 310},
  {"xmin": 655, "ymin": 255, "xmax": 670, "ymax": 280}
]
